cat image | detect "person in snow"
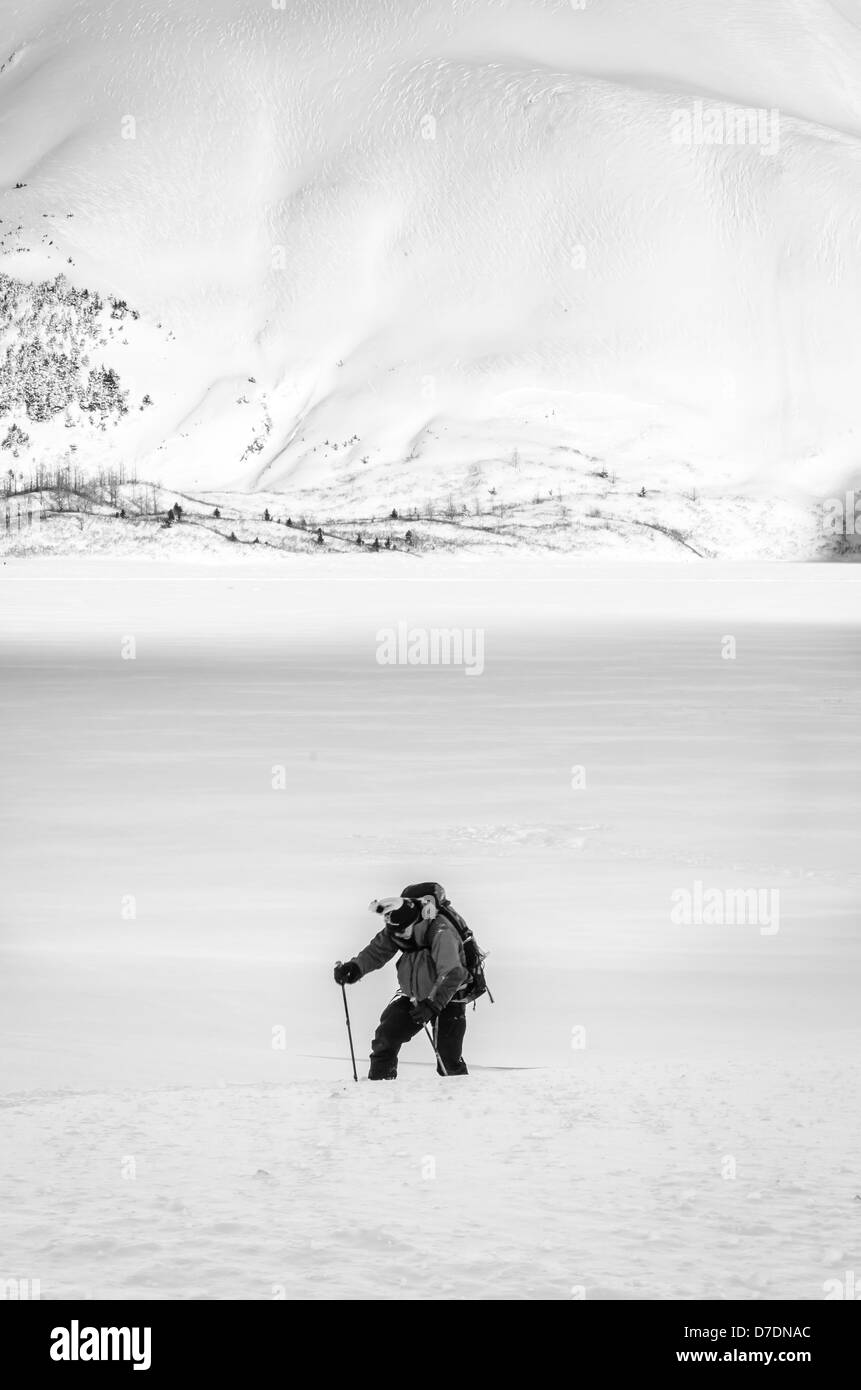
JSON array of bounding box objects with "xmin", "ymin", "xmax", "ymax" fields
[{"xmin": 333, "ymin": 895, "xmax": 469, "ymax": 1079}]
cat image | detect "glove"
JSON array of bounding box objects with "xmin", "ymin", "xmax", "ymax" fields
[
  {"xmin": 409, "ymin": 999, "xmax": 440, "ymax": 1026},
  {"xmin": 334, "ymin": 960, "xmax": 361, "ymax": 986}
]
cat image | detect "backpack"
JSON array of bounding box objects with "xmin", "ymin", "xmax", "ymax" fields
[{"xmin": 401, "ymin": 881, "xmax": 492, "ymax": 1005}]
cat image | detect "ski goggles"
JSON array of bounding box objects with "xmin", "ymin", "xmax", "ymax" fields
[
  {"xmin": 369, "ymin": 895, "xmax": 436, "ymax": 929},
  {"xmin": 369, "ymin": 896, "xmax": 419, "ymax": 930}
]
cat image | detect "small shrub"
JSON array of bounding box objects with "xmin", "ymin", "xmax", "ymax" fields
[{"xmin": 2, "ymin": 423, "xmax": 29, "ymax": 451}]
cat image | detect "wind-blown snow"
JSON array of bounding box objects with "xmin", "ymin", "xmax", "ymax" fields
[{"xmin": 2, "ymin": 0, "xmax": 861, "ymax": 520}]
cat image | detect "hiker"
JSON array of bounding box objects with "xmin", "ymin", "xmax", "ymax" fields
[{"xmin": 334, "ymin": 890, "xmax": 471, "ymax": 1079}]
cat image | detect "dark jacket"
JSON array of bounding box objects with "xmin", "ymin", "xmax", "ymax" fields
[{"xmin": 354, "ymin": 915, "xmax": 469, "ymax": 1009}]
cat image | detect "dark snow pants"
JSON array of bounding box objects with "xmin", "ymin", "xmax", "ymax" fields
[{"xmin": 369, "ymin": 995, "xmax": 468, "ymax": 1079}]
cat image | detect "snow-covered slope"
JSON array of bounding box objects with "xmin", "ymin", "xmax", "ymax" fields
[
  {"xmin": 2, "ymin": 0, "xmax": 861, "ymax": 517},
  {"xmin": 5, "ymin": 1062, "xmax": 859, "ymax": 1300},
  {"xmin": 2, "ymin": 567, "xmax": 860, "ymax": 1298}
]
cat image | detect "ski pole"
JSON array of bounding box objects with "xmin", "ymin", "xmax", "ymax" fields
[
  {"xmin": 335, "ymin": 964, "xmax": 358, "ymax": 1082},
  {"xmin": 424, "ymin": 1021, "xmax": 449, "ymax": 1077}
]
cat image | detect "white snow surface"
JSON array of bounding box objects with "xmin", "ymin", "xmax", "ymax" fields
[
  {"xmin": 1, "ymin": 563, "xmax": 860, "ymax": 1299},
  {"xmin": 4, "ymin": 1065, "xmax": 859, "ymax": 1301},
  {"xmin": 2, "ymin": 0, "xmax": 861, "ymax": 523}
]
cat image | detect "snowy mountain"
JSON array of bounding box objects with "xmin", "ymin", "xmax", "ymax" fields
[{"xmin": 2, "ymin": 0, "xmax": 861, "ymax": 542}]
